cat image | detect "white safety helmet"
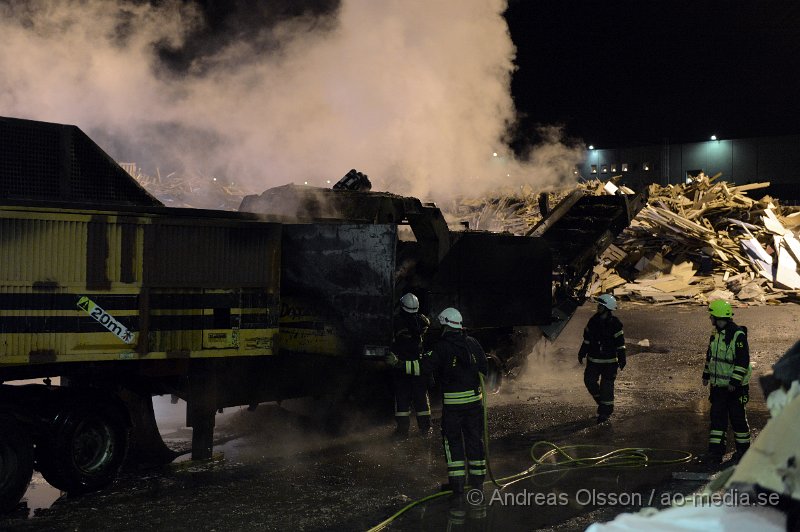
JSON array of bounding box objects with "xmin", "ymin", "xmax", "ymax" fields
[
  {"xmin": 596, "ymin": 294, "xmax": 617, "ymax": 311},
  {"xmin": 438, "ymin": 307, "xmax": 463, "ymax": 329},
  {"xmin": 400, "ymin": 293, "xmax": 419, "ymax": 313}
]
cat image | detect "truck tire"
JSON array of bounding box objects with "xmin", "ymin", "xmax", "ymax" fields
[
  {"xmin": 0, "ymin": 420, "xmax": 34, "ymax": 513},
  {"xmin": 36, "ymin": 406, "xmax": 129, "ymax": 494}
]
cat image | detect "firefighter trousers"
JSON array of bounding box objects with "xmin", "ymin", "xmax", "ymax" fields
[
  {"xmin": 441, "ymin": 403, "xmax": 486, "ymax": 493},
  {"xmin": 393, "ymin": 372, "xmax": 431, "ymax": 434},
  {"xmin": 708, "ymin": 385, "xmax": 750, "ymax": 455},
  {"xmin": 584, "ymin": 362, "xmax": 618, "ymax": 418}
]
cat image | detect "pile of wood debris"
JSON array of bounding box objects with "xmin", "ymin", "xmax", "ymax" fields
[
  {"xmin": 123, "ymin": 163, "xmax": 245, "ymax": 210},
  {"xmin": 589, "ymin": 173, "xmax": 800, "ymax": 305},
  {"xmin": 444, "ymin": 179, "xmax": 638, "ymax": 234},
  {"xmin": 449, "ymin": 173, "xmax": 800, "ymax": 306}
]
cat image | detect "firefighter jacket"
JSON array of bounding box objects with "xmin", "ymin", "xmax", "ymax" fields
[
  {"xmin": 703, "ymin": 321, "xmax": 752, "ymax": 387},
  {"xmin": 403, "ymin": 331, "xmax": 488, "ymax": 409},
  {"xmin": 391, "ymin": 312, "xmax": 430, "ymax": 362},
  {"xmin": 578, "ymin": 313, "xmax": 626, "ymax": 367}
]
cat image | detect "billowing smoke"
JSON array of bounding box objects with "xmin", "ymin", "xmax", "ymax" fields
[{"xmin": 0, "ymin": 0, "xmax": 584, "ymax": 203}]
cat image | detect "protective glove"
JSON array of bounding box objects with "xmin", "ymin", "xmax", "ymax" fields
[
  {"xmin": 702, "ymin": 378, "xmax": 709, "ymax": 387},
  {"xmin": 578, "ymin": 355, "xmax": 584, "ymax": 366},
  {"xmin": 385, "ymin": 352, "xmax": 400, "ymax": 368}
]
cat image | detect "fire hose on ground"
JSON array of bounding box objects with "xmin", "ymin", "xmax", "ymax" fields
[{"xmin": 366, "ymin": 374, "xmax": 694, "ymax": 532}]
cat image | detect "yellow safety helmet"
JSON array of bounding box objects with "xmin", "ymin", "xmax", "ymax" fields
[{"xmin": 708, "ymin": 299, "xmax": 733, "ymax": 318}]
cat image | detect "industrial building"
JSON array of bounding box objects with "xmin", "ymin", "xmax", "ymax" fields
[{"xmin": 577, "ymin": 135, "xmax": 800, "ymax": 203}]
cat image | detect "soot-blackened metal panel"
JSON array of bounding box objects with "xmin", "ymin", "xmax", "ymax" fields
[
  {"xmin": 430, "ymin": 233, "xmax": 552, "ymax": 328},
  {"xmin": 281, "ymin": 224, "xmax": 396, "ymax": 351},
  {"xmin": 0, "ymin": 116, "xmax": 161, "ymax": 206},
  {"xmin": 537, "ymin": 194, "xmax": 644, "ymax": 269}
]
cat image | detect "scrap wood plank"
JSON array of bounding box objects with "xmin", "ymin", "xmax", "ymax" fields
[
  {"xmin": 783, "ymin": 211, "xmax": 800, "ymax": 229},
  {"xmin": 775, "ymin": 247, "xmax": 800, "ymax": 289},
  {"xmin": 784, "ymin": 233, "xmax": 800, "ymax": 264},
  {"xmin": 654, "ymin": 299, "xmax": 696, "ymax": 306},
  {"xmin": 650, "ymin": 205, "xmax": 715, "ymax": 235},
  {"xmin": 649, "ymin": 278, "xmax": 695, "ymax": 293},
  {"xmin": 761, "ymin": 212, "xmax": 787, "ymax": 235}
]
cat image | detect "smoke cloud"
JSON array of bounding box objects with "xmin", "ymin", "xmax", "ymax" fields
[{"xmin": 0, "ymin": 0, "xmax": 584, "ymax": 203}]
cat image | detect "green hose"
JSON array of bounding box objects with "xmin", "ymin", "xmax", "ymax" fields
[{"xmin": 367, "ymin": 374, "xmax": 694, "ymax": 532}]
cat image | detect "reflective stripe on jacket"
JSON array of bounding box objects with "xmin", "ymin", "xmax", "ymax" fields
[
  {"xmin": 442, "ymin": 389, "xmax": 482, "ymax": 405},
  {"xmin": 579, "ymin": 313, "xmax": 626, "ymax": 365},
  {"xmin": 705, "ymin": 325, "xmax": 752, "ymax": 386}
]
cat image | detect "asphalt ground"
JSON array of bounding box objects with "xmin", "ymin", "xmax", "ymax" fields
[{"xmin": 2, "ymin": 303, "xmax": 799, "ymax": 531}]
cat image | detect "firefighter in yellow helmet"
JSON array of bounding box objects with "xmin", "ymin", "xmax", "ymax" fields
[{"xmin": 702, "ymin": 299, "xmax": 752, "ymax": 464}]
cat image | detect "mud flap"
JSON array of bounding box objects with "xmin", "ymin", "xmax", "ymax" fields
[
  {"xmin": 118, "ymin": 388, "xmax": 180, "ymax": 469},
  {"xmin": 187, "ymin": 362, "xmax": 217, "ymax": 461}
]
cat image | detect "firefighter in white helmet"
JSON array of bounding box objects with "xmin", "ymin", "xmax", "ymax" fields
[
  {"xmin": 386, "ymin": 307, "xmax": 488, "ymax": 514},
  {"xmin": 389, "ymin": 293, "xmax": 431, "ymax": 438},
  {"xmin": 578, "ymin": 294, "xmax": 626, "ymax": 423}
]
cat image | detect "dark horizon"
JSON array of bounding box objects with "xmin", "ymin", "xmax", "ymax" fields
[{"xmin": 505, "ymin": 1, "xmax": 800, "ymax": 153}]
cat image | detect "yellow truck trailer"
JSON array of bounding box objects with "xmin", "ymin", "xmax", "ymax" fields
[{"xmin": 0, "ymin": 116, "xmax": 643, "ymax": 513}]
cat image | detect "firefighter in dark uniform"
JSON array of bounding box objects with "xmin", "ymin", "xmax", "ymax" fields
[
  {"xmin": 578, "ymin": 294, "xmax": 626, "ymax": 423},
  {"xmin": 386, "ymin": 307, "xmax": 488, "ymax": 503},
  {"xmin": 702, "ymin": 299, "xmax": 752, "ymax": 464},
  {"xmin": 391, "ymin": 293, "xmax": 432, "ymax": 438}
]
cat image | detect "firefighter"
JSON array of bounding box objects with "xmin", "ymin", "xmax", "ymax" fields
[
  {"xmin": 702, "ymin": 299, "xmax": 752, "ymax": 464},
  {"xmin": 390, "ymin": 293, "xmax": 432, "ymax": 438},
  {"xmin": 578, "ymin": 294, "xmax": 626, "ymax": 423},
  {"xmin": 386, "ymin": 307, "xmax": 488, "ymax": 506}
]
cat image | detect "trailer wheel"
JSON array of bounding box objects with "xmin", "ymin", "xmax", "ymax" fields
[
  {"xmin": 0, "ymin": 420, "xmax": 34, "ymax": 513},
  {"xmin": 37, "ymin": 406, "xmax": 129, "ymax": 494}
]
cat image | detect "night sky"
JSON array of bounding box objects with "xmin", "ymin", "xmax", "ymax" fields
[{"xmin": 505, "ymin": 1, "xmax": 800, "ymax": 152}]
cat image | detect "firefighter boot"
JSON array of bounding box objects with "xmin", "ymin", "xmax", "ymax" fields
[
  {"xmin": 417, "ymin": 416, "xmax": 432, "ymax": 436},
  {"xmin": 732, "ymin": 443, "xmax": 750, "ymax": 464},
  {"xmin": 467, "ymin": 476, "xmax": 487, "ymax": 516},
  {"xmin": 448, "ymin": 477, "xmax": 466, "ymax": 519},
  {"xmin": 392, "ymin": 416, "xmax": 410, "ymax": 439},
  {"xmin": 700, "ymin": 451, "xmax": 724, "ymax": 466}
]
